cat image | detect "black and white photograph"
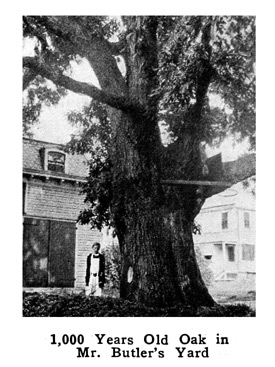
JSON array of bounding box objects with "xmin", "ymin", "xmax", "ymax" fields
[
  {"xmin": 1, "ymin": 1, "xmax": 273, "ymax": 365},
  {"xmin": 22, "ymin": 15, "xmax": 255, "ymax": 317}
]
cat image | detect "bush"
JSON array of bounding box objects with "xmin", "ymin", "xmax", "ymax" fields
[
  {"xmin": 195, "ymin": 246, "xmax": 214, "ymax": 287},
  {"xmin": 101, "ymin": 239, "xmax": 121, "ymax": 295},
  {"xmin": 23, "ymin": 292, "xmax": 255, "ymax": 317}
]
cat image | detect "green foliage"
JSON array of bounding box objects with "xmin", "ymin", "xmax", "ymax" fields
[
  {"xmin": 23, "ymin": 16, "xmax": 256, "ymax": 230},
  {"xmin": 78, "ymin": 155, "xmax": 113, "ymax": 230},
  {"xmin": 23, "ymin": 76, "xmax": 66, "ymax": 136},
  {"xmin": 64, "ymin": 100, "xmax": 114, "ymax": 230},
  {"xmin": 101, "ymin": 240, "xmax": 121, "ymax": 294},
  {"xmin": 23, "ymin": 16, "xmax": 255, "ymax": 147},
  {"xmin": 22, "ymin": 292, "xmax": 255, "ymax": 317},
  {"xmin": 23, "ymin": 16, "xmax": 121, "ymax": 72},
  {"xmin": 66, "ymin": 100, "xmax": 111, "ymax": 155},
  {"xmin": 157, "ymin": 16, "xmax": 255, "ymax": 147},
  {"xmin": 195, "ymin": 246, "xmax": 214, "ymax": 287},
  {"xmin": 196, "ymin": 304, "xmax": 255, "ymax": 317}
]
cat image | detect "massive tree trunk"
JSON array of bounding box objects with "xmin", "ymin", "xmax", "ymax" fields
[
  {"xmin": 107, "ymin": 104, "xmax": 214, "ymax": 307},
  {"xmin": 106, "ymin": 107, "xmax": 214, "ymax": 309},
  {"xmin": 116, "ymin": 203, "xmax": 214, "ymax": 308},
  {"xmin": 104, "ymin": 17, "xmax": 215, "ymax": 307}
]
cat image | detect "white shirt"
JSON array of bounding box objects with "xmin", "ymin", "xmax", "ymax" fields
[{"xmin": 90, "ymin": 254, "xmax": 100, "ymax": 274}]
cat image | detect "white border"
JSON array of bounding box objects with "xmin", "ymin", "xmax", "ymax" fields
[{"xmin": 1, "ymin": 2, "xmax": 274, "ymax": 366}]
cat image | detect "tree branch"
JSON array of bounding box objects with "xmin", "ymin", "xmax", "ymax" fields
[
  {"xmin": 190, "ymin": 21, "xmax": 214, "ymax": 120},
  {"xmin": 175, "ymin": 20, "xmax": 214, "ymax": 133},
  {"xmin": 23, "ymin": 16, "xmax": 49, "ymax": 52},
  {"xmin": 23, "ymin": 57, "xmax": 134, "ymax": 112},
  {"xmin": 23, "ymin": 68, "xmax": 37, "ymax": 90},
  {"xmin": 107, "ymin": 38, "xmax": 126, "ymax": 55}
]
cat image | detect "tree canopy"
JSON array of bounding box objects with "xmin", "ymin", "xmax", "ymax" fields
[
  {"xmin": 23, "ymin": 15, "xmax": 255, "ymax": 229},
  {"xmin": 23, "ymin": 16, "xmax": 255, "ymax": 141}
]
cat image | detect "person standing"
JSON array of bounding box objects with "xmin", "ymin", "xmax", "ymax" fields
[{"xmin": 85, "ymin": 242, "xmax": 105, "ymax": 296}]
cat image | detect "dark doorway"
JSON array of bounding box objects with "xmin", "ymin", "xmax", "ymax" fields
[{"xmin": 23, "ymin": 218, "xmax": 76, "ymax": 287}]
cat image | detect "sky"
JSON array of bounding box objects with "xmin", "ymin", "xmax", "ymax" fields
[{"xmin": 30, "ymin": 91, "xmax": 90, "ymax": 143}]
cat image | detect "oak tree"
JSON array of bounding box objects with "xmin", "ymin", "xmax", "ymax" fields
[{"xmin": 23, "ymin": 16, "xmax": 255, "ymax": 307}]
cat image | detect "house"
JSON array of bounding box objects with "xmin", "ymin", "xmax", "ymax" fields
[
  {"xmin": 23, "ymin": 137, "xmax": 102, "ymax": 292},
  {"xmin": 193, "ymin": 179, "xmax": 255, "ymax": 296}
]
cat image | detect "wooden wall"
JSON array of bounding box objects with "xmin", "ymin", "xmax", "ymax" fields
[{"xmin": 23, "ymin": 176, "xmax": 102, "ymax": 290}]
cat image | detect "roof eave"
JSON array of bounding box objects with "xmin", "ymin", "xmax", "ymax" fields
[{"xmin": 23, "ymin": 168, "xmax": 87, "ymax": 183}]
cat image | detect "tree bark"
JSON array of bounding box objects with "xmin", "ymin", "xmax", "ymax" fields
[
  {"xmin": 116, "ymin": 204, "xmax": 215, "ymax": 308},
  {"xmin": 107, "ymin": 105, "xmax": 215, "ymax": 308}
]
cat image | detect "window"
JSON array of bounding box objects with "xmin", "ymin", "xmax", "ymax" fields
[
  {"xmin": 222, "ymin": 212, "xmax": 228, "ymax": 229},
  {"xmin": 242, "ymin": 244, "xmax": 255, "ymax": 261},
  {"xmin": 226, "ymin": 244, "xmax": 235, "ymax": 262},
  {"xmin": 47, "ymin": 151, "xmax": 66, "ymax": 173},
  {"xmin": 244, "ymin": 212, "xmax": 250, "ymax": 228}
]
